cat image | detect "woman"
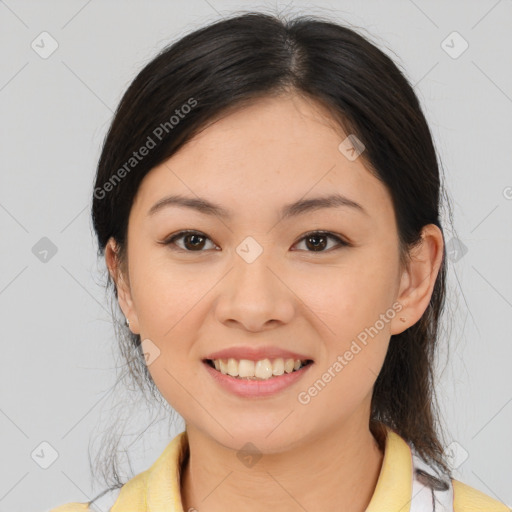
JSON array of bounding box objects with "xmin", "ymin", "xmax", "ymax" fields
[{"xmin": 51, "ymin": 11, "xmax": 509, "ymax": 512}]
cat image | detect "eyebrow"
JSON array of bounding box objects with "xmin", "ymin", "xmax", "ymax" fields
[{"xmin": 147, "ymin": 193, "xmax": 368, "ymax": 220}]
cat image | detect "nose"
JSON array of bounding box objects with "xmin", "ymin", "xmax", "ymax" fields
[{"xmin": 214, "ymin": 251, "xmax": 295, "ymax": 332}]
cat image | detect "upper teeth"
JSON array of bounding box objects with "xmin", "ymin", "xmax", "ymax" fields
[{"xmin": 212, "ymin": 358, "xmax": 306, "ymax": 379}]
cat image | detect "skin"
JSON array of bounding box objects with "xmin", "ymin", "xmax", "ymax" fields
[{"xmin": 105, "ymin": 92, "xmax": 444, "ymax": 512}]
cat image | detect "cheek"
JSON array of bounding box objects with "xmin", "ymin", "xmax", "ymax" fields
[
  {"xmin": 293, "ymin": 250, "xmax": 397, "ymax": 385},
  {"xmin": 130, "ymin": 253, "xmax": 213, "ymax": 335},
  {"xmin": 298, "ymin": 274, "xmax": 393, "ymax": 416},
  {"xmin": 295, "ymin": 251, "xmax": 398, "ymax": 334}
]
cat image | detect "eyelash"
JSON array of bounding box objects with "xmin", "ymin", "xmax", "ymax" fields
[{"xmin": 159, "ymin": 229, "xmax": 350, "ymax": 253}]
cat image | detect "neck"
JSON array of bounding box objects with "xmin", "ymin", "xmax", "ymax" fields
[{"xmin": 180, "ymin": 417, "xmax": 385, "ymax": 512}]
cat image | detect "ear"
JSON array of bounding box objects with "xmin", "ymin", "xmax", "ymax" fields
[
  {"xmin": 105, "ymin": 237, "xmax": 140, "ymax": 334},
  {"xmin": 390, "ymin": 224, "xmax": 444, "ymax": 335}
]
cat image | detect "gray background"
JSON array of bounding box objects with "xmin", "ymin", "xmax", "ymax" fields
[{"xmin": 1, "ymin": 1, "xmax": 511, "ymax": 511}]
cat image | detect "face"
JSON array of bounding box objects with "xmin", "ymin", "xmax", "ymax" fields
[{"xmin": 108, "ymin": 93, "xmax": 427, "ymax": 453}]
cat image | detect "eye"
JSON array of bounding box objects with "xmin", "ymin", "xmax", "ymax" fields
[
  {"xmin": 159, "ymin": 230, "xmax": 349, "ymax": 253},
  {"xmin": 160, "ymin": 230, "xmax": 218, "ymax": 252},
  {"xmin": 292, "ymin": 231, "xmax": 350, "ymax": 253}
]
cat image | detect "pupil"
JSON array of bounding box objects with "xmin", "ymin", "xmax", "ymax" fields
[
  {"xmin": 185, "ymin": 234, "xmax": 204, "ymax": 250},
  {"xmin": 307, "ymin": 235, "xmax": 326, "ymax": 251}
]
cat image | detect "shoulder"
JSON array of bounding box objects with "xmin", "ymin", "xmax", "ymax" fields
[
  {"xmin": 48, "ymin": 503, "xmax": 90, "ymax": 512},
  {"xmin": 48, "ymin": 431, "xmax": 187, "ymax": 512},
  {"xmin": 48, "ymin": 470, "xmax": 148, "ymax": 512},
  {"xmin": 409, "ymin": 447, "xmax": 509, "ymax": 512},
  {"xmin": 452, "ymin": 479, "xmax": 511, "ymax": 512}
]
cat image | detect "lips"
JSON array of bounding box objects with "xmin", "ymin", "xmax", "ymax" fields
[{"xmin": 202, "ymin": 357, "xmax": 314, "ymax": 398}]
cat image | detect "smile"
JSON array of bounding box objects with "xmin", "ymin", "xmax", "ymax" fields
[{"xmin": 202, "ymin": 358, "xmax": 314, "ymax": 398}]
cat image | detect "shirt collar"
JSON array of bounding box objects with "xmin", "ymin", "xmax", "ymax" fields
[{"xmin": 366, "ymin": 426, "xmax": 413, "ymax": 512}]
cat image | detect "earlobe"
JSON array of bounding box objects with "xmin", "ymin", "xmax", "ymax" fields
[
  {"xmin": 105, "ymin": 237, "xmax": 140, "ymax": 334},
  {"xmin": 390, "ymin": 224, "xmax": 444, "ymax": 335}
]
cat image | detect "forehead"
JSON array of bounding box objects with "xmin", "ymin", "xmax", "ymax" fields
[{"xmin": 131, "ymin": 94, "xmax": 394, "ymax": 225}]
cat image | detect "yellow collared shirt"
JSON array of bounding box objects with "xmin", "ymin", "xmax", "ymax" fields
[{"xmin": 50, "ymin": 426, "xmax": 510, "ymax": 512}]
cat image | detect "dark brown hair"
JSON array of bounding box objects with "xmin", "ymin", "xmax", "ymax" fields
[{"xmin": 89, "ymin": 10, "xmax": 457, "ymax": 499}]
